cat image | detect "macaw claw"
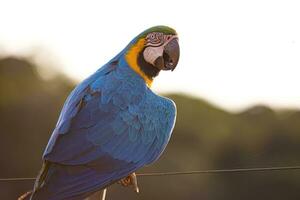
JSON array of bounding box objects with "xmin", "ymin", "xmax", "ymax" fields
[{"xmin": 118, "ymin": 172, "xmax": 139, "ymax": 193}]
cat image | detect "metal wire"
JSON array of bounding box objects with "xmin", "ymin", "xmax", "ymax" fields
[
  {"xmin": 1, "ymin": 165, "xmax": 300, "ymax": 182},
  {"xmin": 137, "ymin": 166, "xmax": 300, "ymax": 177},
  {"xmin": 0, "ymin": 177, "xmax": 36, "ymax": 181}
]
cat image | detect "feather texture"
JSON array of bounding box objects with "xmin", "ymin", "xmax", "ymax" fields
[{"xmin": 31, "ymin": 51, "xmax": 176, "ymax": 199}]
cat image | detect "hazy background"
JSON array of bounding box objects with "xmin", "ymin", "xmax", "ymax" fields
[
  {"xmin": 1, "ymin": 0, "xmax": 300, "ymax": 199},
  {"xmin": 1, "ymin": 0, "xmax": 300, "ymax": 110}
]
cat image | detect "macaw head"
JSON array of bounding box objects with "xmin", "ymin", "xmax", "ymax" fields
[{"xmin": 124, "ymin": 26, "xmax": 180, "ymax": 86}]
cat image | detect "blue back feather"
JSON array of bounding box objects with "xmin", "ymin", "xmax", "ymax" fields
[{"xmin": 33, "ymin": 42, "xmax": 176, "ymax": 200}]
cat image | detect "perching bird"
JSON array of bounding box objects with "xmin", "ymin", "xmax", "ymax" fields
[{"xmin": 28, "ymin": 25, "xmax": 180, "ymax": 200}]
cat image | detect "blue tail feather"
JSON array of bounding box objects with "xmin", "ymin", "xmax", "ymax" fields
[{"xmin": 30, "ymin": 161, "xmax": 134, "ymax": 200}]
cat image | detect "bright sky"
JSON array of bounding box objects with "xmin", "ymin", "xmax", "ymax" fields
[{"xmin": 0, "ymin": 0, "xmax": 299, "ymax": 111}]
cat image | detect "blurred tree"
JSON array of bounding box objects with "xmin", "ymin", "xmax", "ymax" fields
[
  {"xmin": 0, "ymin": 57, "xmax": 74, "ymax": 199},
  {"xmin": 0, "ymin": 56, "xmax": 299, "ymax": 200}
]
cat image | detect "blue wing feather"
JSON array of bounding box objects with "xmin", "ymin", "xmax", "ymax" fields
[{"xmin": 37, "ymin": 58, "xmax": 176, "ymax": 199}]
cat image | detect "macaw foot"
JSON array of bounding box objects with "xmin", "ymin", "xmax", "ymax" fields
[{"xmin": 118, "ymin": 172, "xmax": 139, "ymax": 193}]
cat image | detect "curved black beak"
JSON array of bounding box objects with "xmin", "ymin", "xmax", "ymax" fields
[{"xmin": 154, "ymin": 38, "xmax": 180, "ymax": 71}]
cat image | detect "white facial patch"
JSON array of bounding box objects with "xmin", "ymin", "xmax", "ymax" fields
[
  {"xmin": 143, "ymin": 45, "xmax": 164, "ymax": 66},
  {"xmin": 143, "ymin": 34, "xmax": 178, "ymax": 66}
]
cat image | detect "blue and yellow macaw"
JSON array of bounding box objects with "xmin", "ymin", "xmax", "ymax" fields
[{"xmin": 29, "ymin": 25, "xmax": 180, "ymax": 200}]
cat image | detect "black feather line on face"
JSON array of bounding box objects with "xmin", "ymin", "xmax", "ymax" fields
[{"xmin": 137, "ymin": 50, "xmax": 161, "ymax": 79}]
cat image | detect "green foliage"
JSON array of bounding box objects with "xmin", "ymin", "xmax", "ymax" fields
[{"xmin": 0, "ymin": 56, "xmax": 299, "ymax": 200}]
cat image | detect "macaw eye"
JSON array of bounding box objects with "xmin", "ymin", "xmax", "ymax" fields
[{"xmin": 146, "ymin": 32, "xmax": 164, "ymax": 46}]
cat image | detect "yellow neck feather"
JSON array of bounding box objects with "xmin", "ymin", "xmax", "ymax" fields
[{"xmin": 125, "ymin": 38, "xmax": 153, "ymax": 87}]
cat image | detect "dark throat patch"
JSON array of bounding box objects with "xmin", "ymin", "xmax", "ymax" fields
[{"xmin": 137, "ymin": 50, "xmax": 161, "ymax": 79}]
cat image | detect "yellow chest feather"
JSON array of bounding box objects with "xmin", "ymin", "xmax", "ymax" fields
[{"xmin": 125, "ymin": 38, "xmax": 153, "ymax": 87}]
